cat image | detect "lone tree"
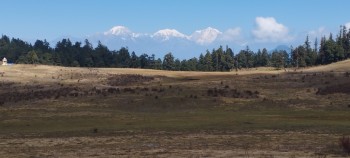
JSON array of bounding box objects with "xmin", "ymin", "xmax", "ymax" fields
[
  {"xmin": 162, "ymin": 52, "xmax": 175, "ymax": 70},
  {"xmin": 27, "ymin": 50, "xmax": 39, "ymax": 64}
]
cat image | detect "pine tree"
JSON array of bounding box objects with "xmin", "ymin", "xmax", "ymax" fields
[
  {"xmin": 197, "ymin": 53, "xmax": 205, "ymax": 71},
  {"xmin": 174, "ymin": 59, "xmax": 181, "ymax": 71},
  {"xmin": 261, "ymin": 48, "xmax": 270, "ymax": 66},
  {"xmin": 223, "ymin": 47, "xmax": 234, "ymax": 71},
  {"xmin": 211, "ymin": 48, "xmax": 219, "ymax": 71},
  {"xmin": 52, "ymin": 52, "xmax": 61, "ymax": 66},
  {"xmin": 130, "ymin": 51, "xmax": 140, "ymax": 68},
  {"xmin": 162, "ymin": 52, "xmax": 175, "ymax": 70},
  {"xmin": 204, "ymin": 50, "xmax": 213, "ymax": 71}
]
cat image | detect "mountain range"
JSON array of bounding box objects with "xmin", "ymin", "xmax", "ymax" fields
[{"xmin": 51, "ymin": 26, "xmax": 288, "ymax": 59}]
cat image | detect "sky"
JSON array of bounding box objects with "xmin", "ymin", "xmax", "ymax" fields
[{"xmin": 1, "ymin": 0, "xmax": 350, "ymax": 58}]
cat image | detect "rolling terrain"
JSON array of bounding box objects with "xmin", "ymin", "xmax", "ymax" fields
[{"xmin": 0, "ymin": 61, "xmax": 350, "ymax": 157}]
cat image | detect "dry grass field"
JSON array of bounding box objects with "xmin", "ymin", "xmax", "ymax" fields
[{"xmin": 1, "ymin": 61, "xmax": 350, "ymax": 157}]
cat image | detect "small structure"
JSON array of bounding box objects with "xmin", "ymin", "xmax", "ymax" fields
[{"xmin": 2, "ymin": 57, "xmax": 7, "ymax": 66}]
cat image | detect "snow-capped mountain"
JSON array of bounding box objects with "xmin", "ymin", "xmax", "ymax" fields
[
  {"xmin": 103, "ymin": 26, "xmax": 142, "ymax": 39},
  {"xmin": 99, "ymin": 26, "xmax": 225, "ymax": 45},
  {"xmin": 152, "ymin": 29, "xmax": 189, "ymax": 41},
  {"xmin": 104, "ymin": 26, "xmax": 131, "ymax": 36},
  {"xmin": 86, "ymin": 26, "xmax": 224, "ymax": 58},
  {"xmin": 51, "ymin": 25, "xmax": 247, "ymax": 59}
]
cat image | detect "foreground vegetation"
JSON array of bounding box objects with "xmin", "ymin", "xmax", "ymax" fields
[{"xmin": 0, "ymin": 61, "xmax": 350, "ymax": 157}]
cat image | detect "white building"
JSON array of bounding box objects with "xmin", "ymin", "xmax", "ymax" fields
[{"xmin": 2, "ymin": 57, "xmax": 7, "ymax": 65}]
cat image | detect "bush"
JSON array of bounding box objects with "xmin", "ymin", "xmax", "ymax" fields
[
  {"xmin": 93, "ymin": 128, "xmax": 98, "ymax": 133},
  {"xmin": 345, "ymin": 72, "xmax": 350, "ymax": 77},
  {"xmin": 339, "ymin": 136, "xmax": 350, "ymax": 154}
]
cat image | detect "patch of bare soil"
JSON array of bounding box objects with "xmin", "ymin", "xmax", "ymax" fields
[
  {"xmin": 106, "ymin": 74, "xmax": 156, "ymax": 86},
  {"xmin": 316, "ymin": 83, "xmax": 350, "ymax": 95},
  {"xmin": 207, "ymin": 87, "xmax": 259, "ymax": 98}
]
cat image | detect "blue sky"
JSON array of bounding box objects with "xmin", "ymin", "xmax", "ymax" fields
[{"xmin": 1, "ymin": 0, "xmax": 349, "ymax": 57}]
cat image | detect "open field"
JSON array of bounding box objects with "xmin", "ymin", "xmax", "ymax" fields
[{"xmin": 1, "ymin": 62, "xmax": 350, "ymax": 157}]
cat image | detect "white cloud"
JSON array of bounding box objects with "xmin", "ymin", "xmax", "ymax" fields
[
  {"xmin": 220, "ymin": 27, "xmax": 241, "ymax": 41},
  {"xmin": 190, "ymin": 27, "xmax": 222, "ymax": 45},
  {"xmin": 345, "ymin": 22, "xmax": 350, "ymax": 29},
  {"xmin": 308, "ymin": 27, "xmax": 328, "ymax": 40},
  {"xmin": 218, "ymin": 27, "xmax": 248, "ymax": 46},
  {"xmin": 252, "ymin": 17, "xmax": 293, "ymax": 42},
  {"xmin": 152, "ymin": 29, "xmax": 189, "ymax": 41}
]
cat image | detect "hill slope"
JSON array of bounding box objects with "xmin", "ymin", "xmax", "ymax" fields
[
  {"xmin": 1, "ymin": 59, "xmax": 350, "ymax": 83},
  {"xmin": 304, "ymin": 59, "xmax": 350, "ymax": 72}
]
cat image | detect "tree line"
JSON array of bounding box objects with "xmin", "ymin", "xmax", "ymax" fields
[{"xmin": 0, "ymin": 25, "xmax": 349, "ymax": 71}]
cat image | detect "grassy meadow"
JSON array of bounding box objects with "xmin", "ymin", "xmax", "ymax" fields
[{"xmin": 0, "ymin": 62, "xmax": 350, "ymax": 157}]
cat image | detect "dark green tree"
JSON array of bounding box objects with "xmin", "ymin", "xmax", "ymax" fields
[
  {"xmin": 261, "ymin": 48, "xmax": 270, "ymax": 66},
  {"xmin": 27, "ymin": 50, "xmax": 39, "ymax": 64},
  {"xmin": 197, "ymin": 53, "xmax": 205, "ymax": 71},
  {"xmin": 174, "ymin": 59, "xmax": 181, "ymax": 71},
  {"xmin": 162, "ymin": 52, "xmax": 175, "ymax": 70},
  {"xmin": 304, "ymin": 35, "xmax": 317, "ymax": 66},
  {"xmin": 129, "ymin": 51, "xmax": 140, "ymax": 68},
  {"xmin": 204, "ymin": 50, "xmax": 213, "ymax": 71},
  {"xmin": 154, "ymin": 58, "xmax": 163, "ymax": 70},
  {"xmin": 115, "ymin": 47, "xmax": 131, "ymax": 68}
]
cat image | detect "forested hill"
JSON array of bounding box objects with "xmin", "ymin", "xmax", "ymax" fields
[{"xmin": 0, "ymin": 25, "xmax": 349, "ymax": 71}]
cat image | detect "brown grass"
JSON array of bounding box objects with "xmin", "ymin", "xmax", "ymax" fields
[{"xmin": 1, "ymin": 61, "xmax": 350, "ymax": 157}]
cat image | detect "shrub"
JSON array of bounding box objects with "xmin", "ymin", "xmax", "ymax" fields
[
  {"xmin": 124, "ymin": 88, "xmax": 135, "ymax": 93},
  {"xmin": 107, "ymin": 87, "xmax": 118, "ymax": 94},
  {"xmin": 107, "ymin": 74, "xmax": 155, "ymax": 86},
  {"xmin": 207, "ymin": 89, "xmax": 214, "ymax": 96},
  {"xmin": 158, "ymin": 88, "xmax": 165, "ymax": 93},
  {"xmin": 339, "ymin": 136, "xmax": 350, "ymax": 154},
  {"xmin": 345, "ymin": 72, "xmax": 350, "ymax": 77}
]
